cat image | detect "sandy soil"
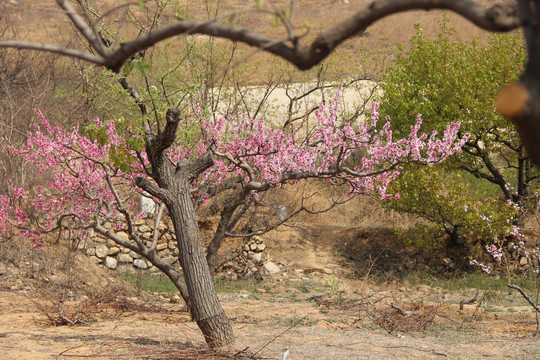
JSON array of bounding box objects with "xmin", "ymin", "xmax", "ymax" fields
[
  {"xmin": 1, "ymin": 282, "xmax": 539, "ymax": 360},
  {"xmin": 2, "ymin": 193, "xmax": 539, "ymax": 360}
]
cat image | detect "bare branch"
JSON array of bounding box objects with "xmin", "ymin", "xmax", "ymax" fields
[
  {"xmin": 0, "ymin": 0, "xmax": 521, "ymax": 74},
  {"xmin": 56, "ymin": 0, "xmax": 107, "ymax": 56},
  {"xmin": 105, "ymin": 0, "xmax": 520, "ymax": 72},
  {"xmin": 150, "ymin": 202, "xmax": 166, "ymax": 251},
  {"xmin": 508, "ymin": 283, "xmax": 540, "ymax": 313},
  {"xmin": 0, "ymin": 40, "xmax": 106, "ymax": 66}
]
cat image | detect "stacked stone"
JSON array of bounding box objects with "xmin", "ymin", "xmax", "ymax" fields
[
  {"xmin": 221, "ymin": 235, "xmax": 271, "ymax": 278},
  {"xmin": 506, "ymin": 241, "xmax": 539, "ymax": 272},
  {"xmin": 82, "ymin": 221, "xmax": 180, "ymax": 271},
  {"xmin": 241, "ymin": 235, "xmax": 267, "ymax": 262}
]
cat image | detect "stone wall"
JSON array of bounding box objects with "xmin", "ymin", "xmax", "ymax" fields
[
  {"xmin": 80, "ymin": 219, "xmax": 179, "ymax": 273},
  {"xmin": 78, "ymin": 220, "xmax": 277, "ymax": 277}
]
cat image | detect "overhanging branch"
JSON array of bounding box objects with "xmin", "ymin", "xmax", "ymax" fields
[
  {"xmin": 0, "ymin": 0, "xmax": 522, "ymax": 73},
  {"xmin": 0, "ymin": 40, "xmax": 106, "ymax": 66}
]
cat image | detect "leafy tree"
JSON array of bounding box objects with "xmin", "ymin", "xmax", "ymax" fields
[
  {"xmin": 387, "ymin": 165, "xmax": 519, "ymax": 249},
  {"xmin": 379, "ymin": 17, "xmax": 536, "ymax": 248}
]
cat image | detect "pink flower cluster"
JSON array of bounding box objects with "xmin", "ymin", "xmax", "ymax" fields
[
  {"xmin": 1, "ymin": 95, "xmax": 468, "ymax": 245},
  {"xmin": 1, "ymin": 110, "xmax": 144, "ymax": 245},
  {"xmin": 199, "ymin": 93, "xmax": 468, "ymax": 199}
]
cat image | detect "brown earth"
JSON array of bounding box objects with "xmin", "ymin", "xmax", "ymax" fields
[
  {"xmin": 1, "ymin": 278, "xmax": 539, "ymax": 359},
  {"xmin": 1, "ymin": 194, "xmax": 540, "ymax": 359}
]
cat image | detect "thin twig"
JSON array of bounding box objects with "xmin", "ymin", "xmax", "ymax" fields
[
  {"xmin": 252, "ymin": 315, "xmax": 307, "ymax": 357},
  {"xmin": 459, "ymin": 289, "xmax": 479, "ymax": 310}
]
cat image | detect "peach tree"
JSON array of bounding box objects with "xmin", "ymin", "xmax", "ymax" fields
[{"xmin": 0, "ymin": 93, "xmax": 467, "ymax": 347}]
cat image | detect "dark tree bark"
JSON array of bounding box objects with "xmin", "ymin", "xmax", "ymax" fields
[{"xmin": 136, "ymin": 109, "xmax": 233, "ymax": 348}]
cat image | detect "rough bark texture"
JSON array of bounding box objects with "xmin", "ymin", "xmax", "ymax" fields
[
  {"xmin": 168, "ymin": 187, "xmax": 234, "ymax": 347},
  {"xmin": 136, "ymin": 109, "xmax": 234, "ymax": 348}
]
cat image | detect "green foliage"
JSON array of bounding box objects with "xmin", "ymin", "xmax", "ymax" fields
[
  {"xmin": 123, "ymin": 272, "xmax": 178, "ymax": 293},
  {"xmin": 379, "ymin": 15, "xmax": 531, "ymax": 250},
  {"xmin": 385, "ymin": 165, "xmax": 519, "ymax": 248},
  {"xmin": 407, "ymin": 271, "xmax": 536, "ymax": 296},
  {"xmin": 380, "ymin": 16, "xmax": 525, "ymax": 141}
]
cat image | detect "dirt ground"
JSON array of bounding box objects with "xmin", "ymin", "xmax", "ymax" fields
[
  {"xmin": 2, "ymin": 198, "xmax": 540, "ymax": 360},
  {"xmin": 1, "ymin": 279, "xmax": 540, "ymax": 360}
]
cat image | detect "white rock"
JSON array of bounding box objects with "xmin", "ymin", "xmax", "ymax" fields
[
  {"xmin": 108, "ymin": 247, "xmax": 120, "ymax": 256},
  {"xmin": 260, "ymin": 261, "xmax": 281, "ymax": 275},
  {"xmin": 277, "ymin": 205, "xmax": 287, "ymax": 222},
  {"xmin": 129, "ymin": 251, "xmax": 142, "ymax": 259},
  {"xmin": 76, "ymin": 240, "xmax": 86, "ymax": 250},
  {"xmin": 89, "ymin": 256, "xmax": 101, "ymax": 264},
  {"xmin": 156, "ymin": 243, "xmax": 168, "ymax": 251},
  {"xmin": 95, "ymin": 244, "xmax": 109, "ymax": 259},
  {"xmin": 104, "ymin": 256, "xmax": 117, "ymax": 269},
  {"xmin": 117, "ymin": 232, "xmax": 130, "ymax": 242},
  {"xmin": 256, "ymin": 243, "xmax": 267, "ymax": 252},
  {"xmin": 139, "ymin": 225, "xmax": 152, "ymax": 233},
  {"xmin": 140, "ymin": 191, "xmax": 156, "ymax": 217},
  {"xmin": 117, "ymin": 253, "xmax": 133, "ymax": 263},
  {"xmin": 134, "ymin": 258, "xmax": 149, "ymax": 269},
  {"xmin": 163, "ymin": 257, "xmax": 177, "ymax": 265},
  {"xmin": 251, "ymin": 252, "xmax": 262, "ymax": 262},
  {"xmin": 86, "ymin": 248, "xmax": 96, "ymax": 256}
]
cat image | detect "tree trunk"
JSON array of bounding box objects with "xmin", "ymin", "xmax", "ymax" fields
[
  {"xmin": 168, "ymin": 183, "xmax": 234, "ymax": 348},
  {"xmin": 136, "ymin": 108, "xmax": 234, "ymax": 348}
]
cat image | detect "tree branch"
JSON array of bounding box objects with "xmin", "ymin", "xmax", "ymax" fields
[
  {"xmin": 3, "ymin": 1, "xmax": 519, "ymax": 74},
  {"xmin": 135, "ymin": 177, "xmax": 170, "ymax": 201},
  {"xmin": 107, "ymin": 0, "xmax": 520, "ymax": 72},
  {"xmin": 508, "ymin": 283, "xmax": 540, "ymax": 313},
  {"xmin": 56, "ymin": 0, "xmax": 107, "ymax": 56},
  {"xmin": 180, "ymin": 153, "xmax": 215, "ymax": 179},
  {"xmin": 0, "ymin": 40, "xmax": 106, "ymax": 66}
]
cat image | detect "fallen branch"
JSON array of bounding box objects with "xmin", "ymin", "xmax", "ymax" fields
[{"xmin": 459, "ymin": 289, "xmax": 479, "ymax": 310}]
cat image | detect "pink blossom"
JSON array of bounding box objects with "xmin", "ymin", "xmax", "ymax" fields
[{"xmin": 2, "ymin": 97, "xmax": 468, "ymax": 246}]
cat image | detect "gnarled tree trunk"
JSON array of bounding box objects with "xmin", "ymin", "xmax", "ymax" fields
[{"xmin": 136, "ymin": 108, "xmax": 234, "ymax": 348}]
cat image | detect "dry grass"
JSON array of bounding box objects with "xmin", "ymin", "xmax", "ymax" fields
[
  {"xmin": 36, "ymin": 285, "xmax": 172, "ymax": 326},
  {"xmin": 57, "ymin": 342, "xmax": 257, "ymax": 359}
]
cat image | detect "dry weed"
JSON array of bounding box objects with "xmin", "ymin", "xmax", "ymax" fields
[{"xmin": 36, "ymin": 285, "xmax": 172, "ymax": 326}]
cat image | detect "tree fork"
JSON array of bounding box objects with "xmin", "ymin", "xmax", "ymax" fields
[{"xmin": 137, "ymin": 107, "xmax": 234, "ymax": 348}]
